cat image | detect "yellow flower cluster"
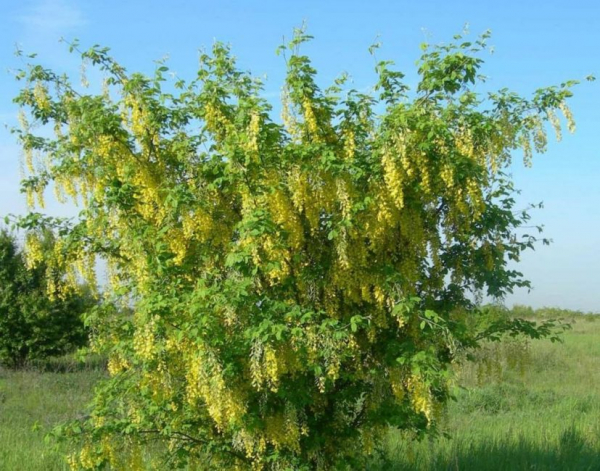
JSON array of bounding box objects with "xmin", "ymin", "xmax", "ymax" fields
[
  {"xmin": 532, "ymin": 117, "xmax": 548, "ymax": 154},
  {"xmin": 520, "ymin": 131, "xmax": 533, "ymax": 167},
  {"xmin": 167, "ymin": 228, "xmax": 187, "ymax": 265},
  {"xmin": 133, "ymin": 316, "xmax": 156, "ymax": 361},
  {"xmin": 33, "ymin": 82, "xmax": 51, "ymax": 112},
  {"xmin": 24, "ymin": 147, "xmax": 35, "ymax": 175},
  {"xmin": 246, "ymin": 111, "xmax": 261, "ymax": 158},
  {"xmin": 75, "ymin": 443, "xmax": 101, "ymax": 470},
  {"xmin": 232, "ymin": 406, "xmax": 306, "ymax": 467},
  {"xmin": 455, "ymin": 126, "xmax": 474, "ymax": 158},
  {"xmin": 107, "ymin": 353, "xmax": 130, "ymax": 376},
  {"xmin": 129, "ymin": 100, "xmax": 148, "ymax": 140},
  {"xmin": 264, "ymin": 407, "xmax": 302, "ymax": 452},
  {"xmin": 269, "ymin": 188, "xmax": 304, "ymax": 250},
  {"xmin": 250, "ymin": 342, "xmax": 296, "ymax": 393},
  {"xmin": 185, "ymin": 346, "xmax": 247, "ymax": 429},
  {"xmin": 406, "ymin": 374, "xmax": 434, "ymax": 423},
  {"xmin": 24, "ymin": 233, "xmax": 44, "ymax": 270},
  {"xmin": 381, "ymin": 145, "xmax": 405, "ymax": 210},
  {"xmin": 547, "ymin": 110, "xmax": 562, "ymax": 142},
  {"xmin": 440, "ymin": 163, "xmax": 454, "ymax": 189},
  {"xmin": 335, "ymin": 178, "xmax": 352, "ymax": 221},
  {"xmin": 204, "ymin": 101, "xmax": 231, "ymax": 143},
  {"xmin": 343, "ymin": 129, "xmax": 356, "ymax": 160},
  {"xmin": 264, "ymin": 346, "xmax": 280, "ymax": 391},
  {"xmin": 18, "ymin": 109, "xmax": 29, "ymax": 132},
  {"xmin": 559, "ymin": 101, "xmax": 576, "ymax": 133},
  {"xmin": 302, "ymin": 97, "xmax": 319, "ymax": 137}
]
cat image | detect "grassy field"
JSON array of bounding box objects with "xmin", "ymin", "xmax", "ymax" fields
[
  {"xmin": 374, "ymin": 313, "xmax": 600, "ymax": 470},
  {"xmin": 0, "ymin": 359, "xmax": 105, "ymax": 470},
  {"xmin": 1, "ymin": 313, "xmax": 599, "ymax": 470}
]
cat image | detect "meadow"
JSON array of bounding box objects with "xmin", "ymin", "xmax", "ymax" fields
[
  {"xmin": 1, "ymin": 309, "xmax": 599, "ymax": 470},
  {"xmin": 375, "ymin": 310, "xmax": 600, "ymax": 470}
]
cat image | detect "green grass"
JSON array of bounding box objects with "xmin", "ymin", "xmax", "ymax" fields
[
  {"xmin": 0, "ymin": 358, "xmax": 105, "ymax": 470},
  {"xmin": 372, "ymin": 314, "xmax": 600, "ymax": 470},
  {"xmin": 1, "ymin": 315, "xmax": 599, "ymax": 470}
]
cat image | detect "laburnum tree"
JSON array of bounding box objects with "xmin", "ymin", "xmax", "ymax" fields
[{"xmin": 11, "ymin": 28, "xmax": 578, "ymax": 469}]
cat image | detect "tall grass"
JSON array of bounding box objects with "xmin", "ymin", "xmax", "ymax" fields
[
  {"xmin": 0, "ymin": 357, "xmax": 105, "ymax": 470},
  {"xmin": 371, "ymin": 311, "xmax": 600, "ymax": 470}
]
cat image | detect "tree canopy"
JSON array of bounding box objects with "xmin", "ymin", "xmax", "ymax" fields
[{"xmin": 11, "ymin": 28, "xmax": 578, "ymax": 469}]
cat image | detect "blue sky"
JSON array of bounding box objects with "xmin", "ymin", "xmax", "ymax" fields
[{"xmin": 0, "ymin": 0, "xmax": 599, "ymax": 311}]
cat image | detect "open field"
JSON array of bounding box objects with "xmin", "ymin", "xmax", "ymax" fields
[
  {"xmin": 374, "ymin": 312, "xmax": 600, "ymax": 470},
  {"xmin": 1, "ymin": 313, "xmax": 599, "ymax": 470},
  {"xmin": 0, "ymin": 360, "xmax": 105, "ymax": 470}
]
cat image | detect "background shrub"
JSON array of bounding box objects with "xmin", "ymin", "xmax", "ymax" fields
[{"xmin": 0, "ymin": 229, "xmax": 93, "ymax": 368}]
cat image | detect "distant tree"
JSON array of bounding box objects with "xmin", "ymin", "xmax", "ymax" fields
[
  {"xmin": 12, "ymin": 28, "xmax": 580, "ymax": 469},
  {"xmin": 0, "ymin": 229, "xmax": 92, "ymax": 367}
]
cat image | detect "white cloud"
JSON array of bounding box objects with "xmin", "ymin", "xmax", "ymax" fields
[{"xmin": 15, "ymin": 0, "xmax": 87, "ymax": 35}]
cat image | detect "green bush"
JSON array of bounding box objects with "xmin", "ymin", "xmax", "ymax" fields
[
  {"xmin": 0, "ymin": 229, "xmax": 93, "ymax": 367},
  {"xmin": 12, "ymin": 28, "xmax": 580, "ymax": 469}
]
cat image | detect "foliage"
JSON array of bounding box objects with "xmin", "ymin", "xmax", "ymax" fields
[
  {"xmin": 10, "ymin": 28, "xmax": 580, "ymax": 469},
  {"xmin": 468, "ymin": 304, "xmax": 569, "ymax": 343},
  {"xmin": 0, "ymin": 229, "xmax": 92, "ymax": 367},
  {"xmin": 510, "ymin": 304, "xmax": 599, "ymax": 319}
]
